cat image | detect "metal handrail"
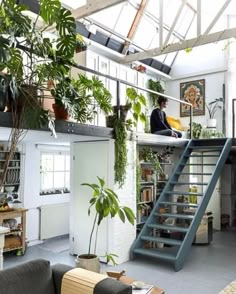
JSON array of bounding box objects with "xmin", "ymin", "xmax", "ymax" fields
[{"xmin": 71, "ymin": 61, "xmax": 193, "ymax": 138}]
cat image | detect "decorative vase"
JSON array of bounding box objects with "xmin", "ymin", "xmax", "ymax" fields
[
  {"xmin": 75, "ymin": 254, "xmax": 100, "ymax": 273},
  {"xmin": 52, "ymin": 103, "xmax": 69, "ymax": 120},
  {"xmin": 207, "ymin": 118, "xmax": 217, "ymax": 129}
]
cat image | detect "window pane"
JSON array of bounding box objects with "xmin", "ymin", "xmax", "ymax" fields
[
  {"xmin": 41, "ymin": 172, "xmax": 53, "ymax": 190},
  {"xmin": 54, "ymin": 171, "xmax": 65, "ymax": 188},
  {"xmin": 41, "ymin": 154, "xmax": 53, "ymax": 171},
  {"xmin": 65, "ymin": 155, "xmax": 70, "ymax": 170},
  {"xmin": 54, "ymin": 154, "xmax": 65, "ymax": 171},
  {"xmin": 65, "ymin": 172, "xmax": 70, "ymax": 189}
]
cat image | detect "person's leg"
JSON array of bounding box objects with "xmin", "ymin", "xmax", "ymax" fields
[
  {"xmin": 174, "ymin": 130, "xmax": 182, "ymax": 138},
  {"xmin": 154, "ymin": 129, "xmax": 173, "ymax": 136}
]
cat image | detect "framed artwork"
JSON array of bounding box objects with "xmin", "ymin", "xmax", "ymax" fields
[{"xmin": 180, "ymin": 79, "xmax": 205, "ymax": 117}]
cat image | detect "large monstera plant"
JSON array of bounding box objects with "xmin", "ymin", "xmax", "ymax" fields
[{"xmin": 0, "ymin": 0, "xmax": 77, "ymax": 191}]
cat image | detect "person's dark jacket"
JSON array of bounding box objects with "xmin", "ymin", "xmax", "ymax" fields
[{"xmin": 150, "ymin": 108, "xmax": 172, "ymax": 134}]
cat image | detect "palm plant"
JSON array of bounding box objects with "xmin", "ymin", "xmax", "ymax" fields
[
  {"xmin": 81, "ymin": 177, "xmax": 135, "ymax": 257},
  {"xmin": 206, "ymin": 97, "xmax": 223, "ymax": 118}
]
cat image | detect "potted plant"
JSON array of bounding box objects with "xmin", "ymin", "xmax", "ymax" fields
[
  {"xmin": 206, "ymin": 97, "xmax": 223, "ymax": 128},
  {"xmin": 0, "ymin": 0, "xmax": 77, "ymax": 191},
  {"xmin": 51, "ymin": 74, "xmax": 113, "ymax": 122},
  {"xmin": 75, "ymin": 177, "xmax": 135, "ymax": 273},
  {"xmin": 189, "ymin": 122, "xmax": 203, "ymax": 139},
  {"xmin": 75, "ymin": 33, "xmax": 89, "ymax": 53},
  {"xmin": 107, "ymin": 87, "xmax": 147, "ymax": 187}
]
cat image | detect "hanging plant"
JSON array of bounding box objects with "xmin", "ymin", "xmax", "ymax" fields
[
  {"xmin": 114, "ymin": 119, "xmax": 127, "ymax": 187},
  {"xmin": 148, "ymin": 79, "xmax": 165, "ymax": 107}
]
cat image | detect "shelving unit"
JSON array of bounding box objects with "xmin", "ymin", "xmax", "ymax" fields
[
  {"xmin": 136, "ymin": 146, "xmax": 175, "ymax": 240},
  {"xmin": 0, "ymin": 151, "xmax": 21, "ymax": 194},
  {"xmin": 0, "ymin": 208, "xmax": 27, "ymax": 254}
]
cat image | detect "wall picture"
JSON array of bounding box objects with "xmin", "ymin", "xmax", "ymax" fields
[{"xmin": 180, "ymin": 79, "xmax": 205, "ymax": 117}]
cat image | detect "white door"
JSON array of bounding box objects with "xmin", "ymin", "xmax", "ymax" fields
[{"xmin": 70, "ymin": 140, "xmax": 113, "ymax": 261}]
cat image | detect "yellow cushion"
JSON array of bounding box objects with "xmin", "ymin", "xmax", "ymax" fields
[{"xmin": 166, "ymin": 116, "xmax": 186, "ymax": 131}]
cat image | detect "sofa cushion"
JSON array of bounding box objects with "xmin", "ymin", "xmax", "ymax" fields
[{"xmin": 0, "ymin": 259, "xmax": 55, "ymax": 294}]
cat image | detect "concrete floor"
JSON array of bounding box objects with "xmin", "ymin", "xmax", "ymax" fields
[{"xmin": 3, "ymin": 230, "xmax": 236, "ymax": 294}]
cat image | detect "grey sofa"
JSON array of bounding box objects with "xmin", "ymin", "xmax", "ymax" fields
[{"xmin": 0, "ymin": 259, "xmax": 132, "ymax": 294}]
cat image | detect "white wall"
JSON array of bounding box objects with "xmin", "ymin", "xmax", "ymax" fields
[
  {"xmin": 22, "ymin": 142, "xmax": 70, "ymax": 245},
  {"xmin": 165, "ymin": 41, "xmax": 227, "ymax": 132}
]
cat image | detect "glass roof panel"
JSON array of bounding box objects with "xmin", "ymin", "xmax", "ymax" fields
[
  {"xmin": 112, "ymin": 2, "xmax": 138, "ymax": 36},
  {"xmin": 133, "ymin": 17, "xmax": 158, "ymax": 49},
  {"xmin": 89, "ymin": 3, "xmax": 124, "ymax": 30}
]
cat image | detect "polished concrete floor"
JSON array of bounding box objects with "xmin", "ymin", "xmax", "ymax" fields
[{"xmin": 3, "ymin": 230, "xmax": 236, "ymax": 294}]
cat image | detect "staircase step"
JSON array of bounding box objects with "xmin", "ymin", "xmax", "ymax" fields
[
  {"xmin": 147, "ymin": 223, "xmax": 189, "ymax": 232},
  {"xmin": 183, "ymin": 163, "xmax": 216, "ymax": 166},
  {"xmin": 165, "ymin": 191, "xmax": 203, "ymax": 196},
  {"xmin": 171, "ymin": 181, "xmax": 208, "ymax": 186},
  {"xmin": 133, "ymin": 248, "xmax": 176, "ymax": 261},
  {"xmin": 176, "ymin": 172, "xmax": 212, "ymax": 176},
  {"xmin": 154, "ymin": 212, "xmax": 194, "ymax": 220},
  {"xmin": 141, "ymin": 235, "xmax": 183, "ymax": 246},
  {"xmin": 188, "ymin": 154, "xmax": 219, "ymax": 158},
  {"xmin": 190, "ymin": 146, "xmax": 223, "ymax": 151},
  {"xmin": 160, "ymin": 201, "xmax": 198, "ymax": 208}
]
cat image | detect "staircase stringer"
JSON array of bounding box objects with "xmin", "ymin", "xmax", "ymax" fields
[
  {"xmin": 174, "ymin": 138, "xmax": 232, "ymax": 271},
  {"xmin": 130, "ymin": 140, "xmax": 191, "ymax": 257}
]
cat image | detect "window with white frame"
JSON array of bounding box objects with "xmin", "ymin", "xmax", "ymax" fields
[{"xmin": 40, "ymin": 151, "xmax": 70, "ymax": 195}]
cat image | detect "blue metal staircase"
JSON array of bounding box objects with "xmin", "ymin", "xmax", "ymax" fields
[{"xmin": 131, "ymin": 138, "xmax": 232, "ymax": 271}]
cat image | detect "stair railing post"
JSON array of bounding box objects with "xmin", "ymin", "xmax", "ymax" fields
[
  {"xmin": 189, "ymin": 105, "xmax": 193, "ymax": 139},
  {"xmin": 116, "ymin": 80, "xmax": 120, "ymax": 119}
]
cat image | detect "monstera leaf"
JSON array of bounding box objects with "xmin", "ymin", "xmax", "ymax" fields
[
  {"xmin": 56, "ymin": 35, "xmax": 76, "ymax": 59},
  {"xmin": 39, "ymin": 0, "xmax": 61, "ymax": 25},
  {"xmin": 56, "ymin": 8, "xmax": 76, "ymax": 37}
]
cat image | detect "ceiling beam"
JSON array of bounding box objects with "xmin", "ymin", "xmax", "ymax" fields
[
  {"xmin": 122, "ymin": 0, "xmax": 149, "ymax": 54},
  {"xmin": 122, "ymin": 27, "xmax": 236, "ymax": 64},
  {"xmin": 72, "ymin": 0, "xmax": 127, "ymax": 19},
  {"xmin": 204, "ymin": 0, "xmax": 232, "ymax": 34},
  {"xmin": 197, "ymin": 0, "xmax": 201, "ymax": 35},
  {"xmin": 163, "ymin": 0, "xmax": 187, "ymax": 46},
  {"xmin": 159, "ymin": 0, "xmax": 163, "ymax": 47}
]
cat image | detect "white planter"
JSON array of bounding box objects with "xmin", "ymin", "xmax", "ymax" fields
[
  {"xmin": 75, "ymin": 254, "xmax": 100, "ymax": 273},
  {"xmin": 207, "ymin": 119, "xmax": 217, "ymax": 128}
]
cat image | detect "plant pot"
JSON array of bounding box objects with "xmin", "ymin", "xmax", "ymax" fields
[
  {"xmin": 207, "ymin": 118, "xmax": 217, "ymax": 128},
  {"xmin": 106, "ymin": 115, "xmax": 115, "ymax": 128},
  {"xmin": 75, "ymin": 254, "xmax": 100, "ymax": 273},
  {"xmin": 0, "ymin": 75, "xmax": 8, "ymax": 111},
  {"xmin": 113, "ymin": 105, "xmax": 131, "ymax": 122},
  {"xmin": 52, "ymin": 103, "xmax": 70, "ymax": 120}
]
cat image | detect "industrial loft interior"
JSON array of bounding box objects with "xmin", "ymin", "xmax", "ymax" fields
[{"xmin": 0, "ymin": 1, "xmax": 236, "ymax": 294}]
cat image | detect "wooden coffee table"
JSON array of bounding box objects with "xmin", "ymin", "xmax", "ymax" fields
[{"xmin": 119, "ymin": 275, "xmax": 165, "ymax": 294}]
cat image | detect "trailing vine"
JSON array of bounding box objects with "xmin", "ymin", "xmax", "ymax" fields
[{"xmin": 114, "ymin": 119, "xmax": 127, "ymax": 187}]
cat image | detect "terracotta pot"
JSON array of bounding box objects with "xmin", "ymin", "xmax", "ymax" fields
[
  {"xmin": 52, "ymin": 103, "xmax": 69, "ymax": 120},
  {"xmin": 75, "ymin": 254, "xmax": 100, "ymax": 273}
]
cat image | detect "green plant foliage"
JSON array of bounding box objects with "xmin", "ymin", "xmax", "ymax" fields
[
  {"xmin": 51, "ymin": 74, "xmax": 113, "ymax": 123},
  {"xmin": 140, "ymin": 148, "xmax": 165, "ymax": 176},
  {"xmin": 206, "ymin": 97, "xmax": 223, "ymax": 119},
  {"xmin": 200, "ymin": 128, "xmax": 225, "ymax": 139},
  {"xmin": 114, "ymin": 119, "xmax": 127, "ymax": 187},
  {"xmin": 148, "ymin": 79, "xmax": 164, "ymax": 107},
  {"xmin": 126, "ymin": 87, "xmax": 146, "ymax": 126},
  {"xmin": 189, "ymin": 122, "xmax": 203, "ymax": 139},
  {"xmin": 81, "ymin": 176, "xmax": 135, "ymax": 256}
]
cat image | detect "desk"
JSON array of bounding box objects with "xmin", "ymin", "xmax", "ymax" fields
[{"xmin": 119, "ymin": 276, "xmax": 165, "ymax": 294}]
